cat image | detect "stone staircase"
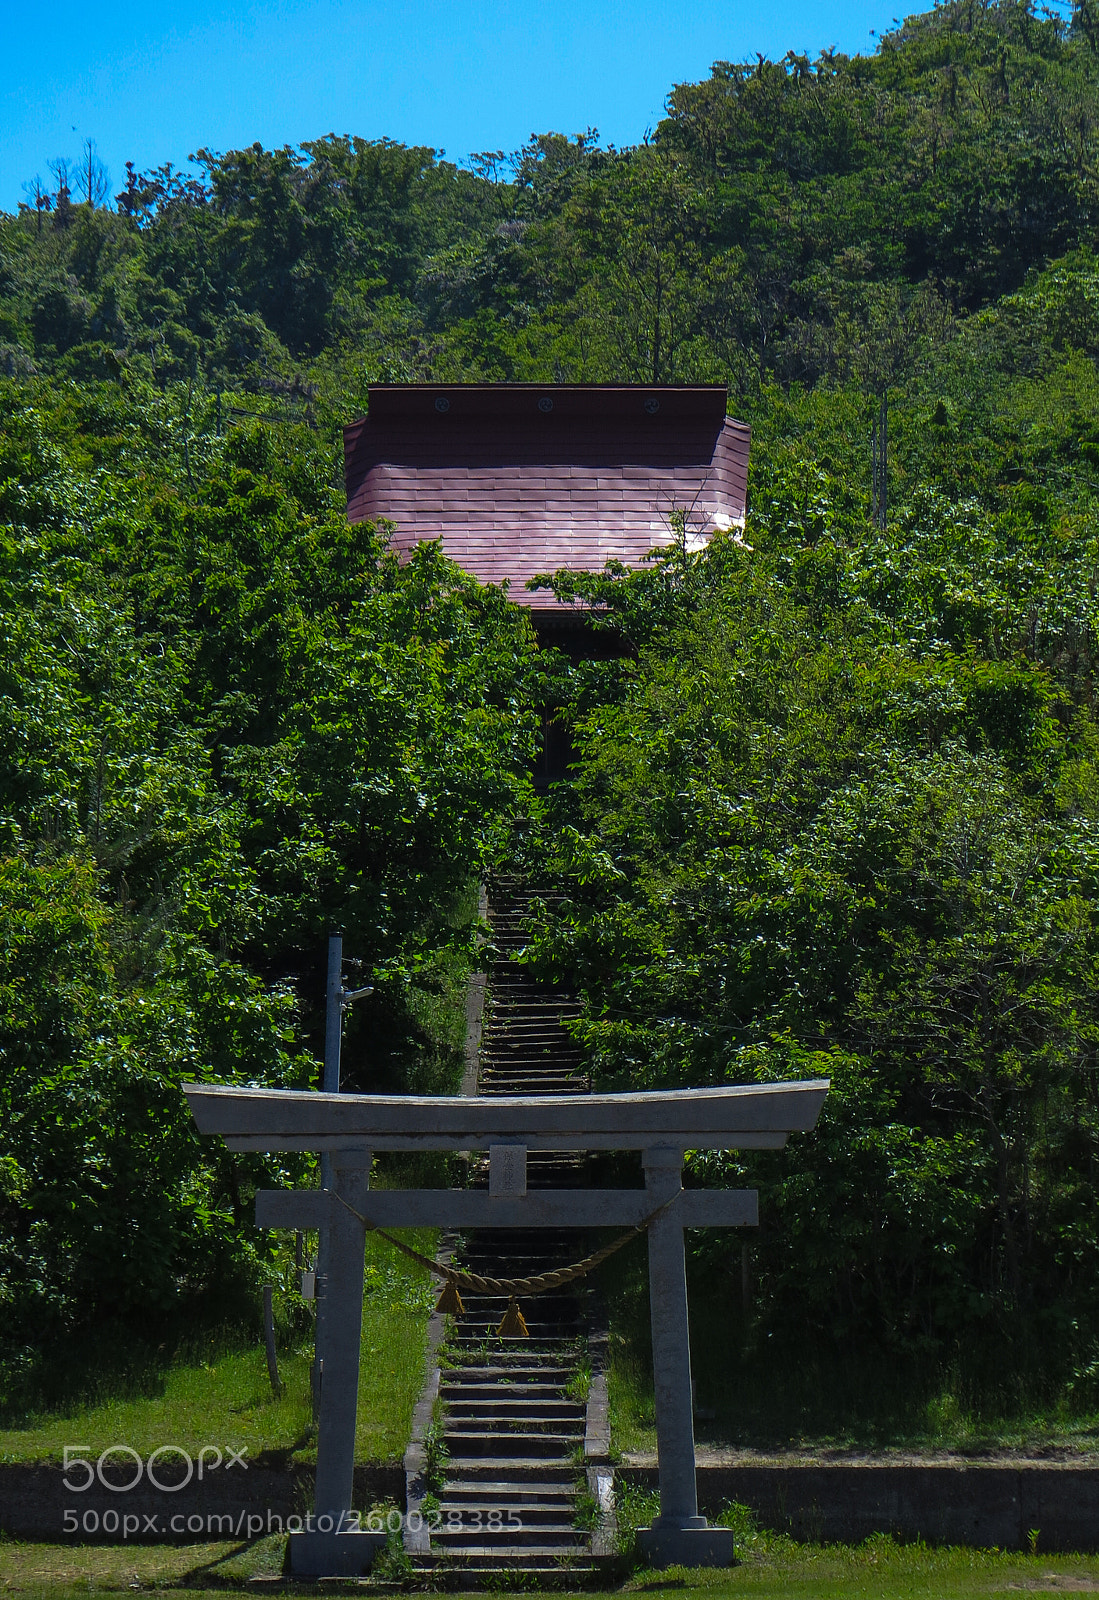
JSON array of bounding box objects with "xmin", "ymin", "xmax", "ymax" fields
[
  {"xmin": 415, "ymin": 883, "xmax": 607, "ymax": 1581},
  {"xmin": 477, "ymin": 889, "xmax": 587, "ymax": 1100}
]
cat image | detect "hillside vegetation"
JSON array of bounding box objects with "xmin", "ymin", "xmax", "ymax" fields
[{"xmin": 4, "ymin": 0, "xmax": 1099, "ymax": 1432}]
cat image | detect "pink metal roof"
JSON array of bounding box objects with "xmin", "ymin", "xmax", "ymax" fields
[{"xmin": 343, "ymin": 385, "xmax": 750, "ymax": 610}]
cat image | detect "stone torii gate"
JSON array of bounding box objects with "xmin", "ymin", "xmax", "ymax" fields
[{"xmin": 185, "ymin": 1079, "xmax": 828, "ymax": 1574}]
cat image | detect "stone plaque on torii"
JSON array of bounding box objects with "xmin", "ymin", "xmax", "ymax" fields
[{"xmin": 185, "ymin": 1079, "xmax": 828, "ymax": 1574}]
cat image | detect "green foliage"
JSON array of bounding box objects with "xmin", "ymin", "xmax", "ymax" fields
[
  {"xmin": 520, "ymin": 446, "xmax": 1099, "ymax": 1384},
  {"xmin": 422, "ymin": 1415, "xmax": 450, "ymax": 1490},
  {"xmin": 0, "ymin": 375, "xmax": 540, "ymax": 1396}
]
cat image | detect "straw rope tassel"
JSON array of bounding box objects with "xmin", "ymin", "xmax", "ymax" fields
[
  {"xmin": 497, "ymin": 1297, "xmax": 529, "ymax": 1338},
  {"xmin": 434, "ymin": 1279, "xmax": 465, "ymax": 1316}
]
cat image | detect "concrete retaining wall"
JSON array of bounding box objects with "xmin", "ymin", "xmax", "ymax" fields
[
  {"xmin": 621, "ymin": 1463, "xmax": 1099, "ymax": 1552},
  {"xmin": 5, "ymin": 1458, "xmax": 1098, "ymax": 1550},
  {"xmin": 0, "ymin": 1462, "xmax": 404, "ymax": 1542}
]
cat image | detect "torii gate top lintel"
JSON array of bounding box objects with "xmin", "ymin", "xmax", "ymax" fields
[{"xmin": 183, "ymin": 1079, "xmax": 829, "ymax": 1153}]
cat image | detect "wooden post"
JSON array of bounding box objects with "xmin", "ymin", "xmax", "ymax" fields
[{"xmin": 263, "ymin": 1285, "xmax": 282, "ymax": 1396}]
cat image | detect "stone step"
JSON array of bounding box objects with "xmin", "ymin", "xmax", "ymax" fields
[
  {"xmin": 437, "ymin": 1511, "xmax": 577, "ymax": 1532},
  {"xmin": 480, "ymin": 1053, "xmax": 580, "ymax": 1061},
  {"xmin": 432, "ymin": 1527, "xmax": 581, "ymax": 1550},
  {"xmin": 482, "ymin": 1005, "xmax": 578, "ymax": 1018},
  {"xmin": 480, "ymin": 1050, "xmax": 580, "ymax": 1060},
  {"xmin": 482, "ymin": 1027, "xmax": 580, "ymax": 1037},
  {"xmin": 482, "ymin": 1031, "xmax": 580, "ymax": 1042},
  {"xmin": 446, "ymin": 1432, "xmax": 578, "ymax": 1458},
  {"xmin": 479, "ymin": 1063, "xmax": 584, "ymax": 1075},
  {"xmin": 478, "ymin": 1074, "xmax": 585, "ymax": 1086},
  {"xmin": 443, "ymin": 1462, "xmax": 577, "ymax": 1485},
  {"xmin": 479, "ymin": 1066, "xmax": 584, "ymax": 1078},
  {"xmin": 440, "ymin": 1486, "xmax": 575, "ymax": 1507},
  {"xmin": 418, "ymin": 1551, "xmax": 595, "ymax": 1571},
  {"xmin": 480, "ymin": 1055, "xmax": 582, "ymax": 1064},
  {"xmin": 481, "ymin": 1059, "xmax": 583, "ymax": 1069},
  {"xmin": 451, "ymin": 1287, "xmax": 583, "ymax": 1299},
  {"xmin": 449, "ymin": 1325, "xmax": 582, "ymax": 1341},
  {"xmin": 445, "ymin": 1389, "xmax": 580, "ymax": 1406},
  {"xmin": 443, "ymin": 1403, "xmax": 577, "ymax": 1418},
  {"xmin": 442, "ymin": 1364, "xmax": 576, "ymax": 1381},
  {"xmin": 453, "ymin": 1285, "xmax": 585, "ymax": 1299},
  {"xmin": 479, "ymin": 1049, "xmax": 582, "ymax": 1060},
  {"xmin": 479, "ymin": 1065, "xmax": 584, "ymax": 1077},
  {"xmin": 443, "ymin": 1368, "xmax": 573, "ymax": 1380},
  {"xmin": 478, "ymin": 1090, "xmax": 585, "ymax": 1101},
  {"xmin": 446, "ymin": 1404, "xmax": 583, "ymax": 1422},
  {"xmin": 446, "ymin": 1331, "xmax": 579, "ymax": 1346},
  {"xmin": 486, "ymin": 1002, "xmax": 573, "ymax": 1016},
  {"xmin": 482, "ymin": 1046, "xmax": 582, "ymax": 1056},
  {"xmin": 451, "ymin": 1297, "xmax": 583, "ymax": 1312},
  {"xmin": 440, "ymin": 1383, "xmax": 570, "ymax": 1401},
  {"xmin": 447, "ymin": 1299, "xmax": 585, "ymax": 1312},
  {"xmin": 483, "ymin": 1021, "xmax": 580, "ymax": 1031},
  {"xmin": 479, "ymin": 1061, "xmax": 583, "ymax": 1071},
  {"xmin": 478, "ymin": 1087, "xmax": 586, "ymax": 1099},
  {"xmin": 479, "ymin": 1049, "xmax": 581, "ymax": 1060},
  {"xmin": 481, "ymin": 1062, "xmax": 580, "ymax": 1074},
  {"xmin": 481, "ymin": 1039, "xmax": 580, "ymax": 1049},
  {"xmin": 447, "ymin": 1418, "xmax": 584, "ymax": 1435},
  {"xmin": 482, "ymin": 1039, "xmax": 580, "ymax": 1047}
]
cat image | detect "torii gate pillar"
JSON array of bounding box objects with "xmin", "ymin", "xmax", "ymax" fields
[
  {"xmin": 639, "ymin": 1147, "xmax": 732, "ymax": 1563},
  {"xmin": 313, "ymin": 1154, "xmax": 369, "ymax": 1525}
]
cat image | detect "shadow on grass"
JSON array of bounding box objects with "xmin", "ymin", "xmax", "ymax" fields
[
  {"xmin": 0, "ymin": 1285, "xmax": 272, "ymax": 1431},
  {"xmin": 598, "ymin": 1225, "xmax": 1099, "ymax": 1456}
]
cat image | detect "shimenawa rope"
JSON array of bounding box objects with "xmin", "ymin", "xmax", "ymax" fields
[{"xmin": 329, "ymin": 1187, "xmax": 681, "ymax": 1337}]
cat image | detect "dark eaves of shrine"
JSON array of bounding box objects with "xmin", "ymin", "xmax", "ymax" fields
[{"xmin": 342, "ymin": 384, "xmax": 750, "ymax": 641}]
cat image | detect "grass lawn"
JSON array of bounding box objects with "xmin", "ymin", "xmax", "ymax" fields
[
  {"xmin": 0, "ymin": 1230, "xmax": 437, "ymax": 1468},
  {"xmin": 2, "ymin": 1534, "xmax": 1099, "ymax": 1596}
]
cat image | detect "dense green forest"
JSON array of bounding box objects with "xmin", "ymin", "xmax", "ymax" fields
[{"xmin": 5, "ymin": 0, "xmax": 1099, "ymax": 1426}]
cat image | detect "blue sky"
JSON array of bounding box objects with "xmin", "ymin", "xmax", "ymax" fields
[{"xmin": 1, "ymin": 0, "xmax": 900, "ymax": 214}]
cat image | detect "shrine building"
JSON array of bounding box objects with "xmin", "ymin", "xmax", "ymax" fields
[{"xmin": 343, "ymin": 383, "xmax": 750, "ymax": 647}]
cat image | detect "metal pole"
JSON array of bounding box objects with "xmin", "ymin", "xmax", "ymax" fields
[
  {"xmin": 324, "ymin": 933, "xmax": 343, "ymax": 1095},
  {"xmin": 642, "ymin": 1147, "xmax": 704, "ymax": 1531}
]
